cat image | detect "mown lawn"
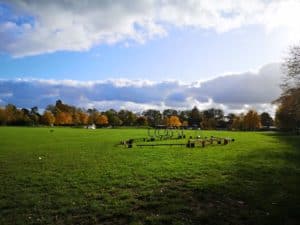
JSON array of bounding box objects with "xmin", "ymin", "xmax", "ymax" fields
[{"xmin": 0, "ymin": 127, "xmax": 299, "ymax": 225}]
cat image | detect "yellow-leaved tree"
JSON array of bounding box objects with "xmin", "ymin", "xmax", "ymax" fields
[
  {"xmin": 41, "ymin": 111, "xmax": 55, "ymax": 126},
  {"xmin": 274, "ymin": 44, "xmax": 300, "ymax": 131},
  {"xmin": 166, "ymin": 116, "xmax": 182, "ymax": 127},
  {"xmin": 243, "ymin": 110, "xmax": 261, "ymax": 131}
]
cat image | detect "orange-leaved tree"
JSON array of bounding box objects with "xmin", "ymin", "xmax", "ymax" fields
[
  {"xmin": 55, "ymin": 112, "xmax": 73, "ymax": 125},
  {"xmin": 96, "ymin": 114, "xmax": 109, "ymax": 127},
  {"xmin": 78, "ymin": 111, "xmax": 89, "ymax": 125}
]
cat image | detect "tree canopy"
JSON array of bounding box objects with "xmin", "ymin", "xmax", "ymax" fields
[
  {"xmin": 274, "ymin": 44, "xmax": 300, "ymax": 131},
  {"xmin": 0, "ymin": 100, "xmax": 274, "ymax": 131}
]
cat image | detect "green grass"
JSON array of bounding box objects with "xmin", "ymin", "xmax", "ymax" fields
[{"xmin": 0, "ymin": 127, "xmax": 299, "ymax": 225}]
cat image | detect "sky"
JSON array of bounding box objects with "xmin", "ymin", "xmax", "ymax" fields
[{"xmin": 1, "ymin": 0, "xmax": 300, "ymax": 115}]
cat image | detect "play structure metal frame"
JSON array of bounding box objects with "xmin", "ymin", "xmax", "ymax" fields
[{"xmin": 118, "ymin": 126, "xmax": 234, "ymax": 148}]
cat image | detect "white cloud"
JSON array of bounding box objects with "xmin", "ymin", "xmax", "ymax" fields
[
  {"xmin": 0, "ymin": 63, "xmax": 282, "ymax": 115},
  {"xmin": 0, "ymin": 0, "xmax": 300, "ymax": 57}
]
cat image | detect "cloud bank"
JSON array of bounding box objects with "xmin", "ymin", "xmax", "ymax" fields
[
  {"xmin": 1, "ymin": 0, "xmax": 300, "ymax": 57},
  {"xmin": 0, "ymin": 63, "xmax": 282, "ymax": 115}
]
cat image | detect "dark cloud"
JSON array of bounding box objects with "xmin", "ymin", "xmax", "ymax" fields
[
  {"xmin": 0, "ymin": 63, "xmax": 282, "ymax": 114},
  {"xmin": 193, "ymin": 63, "xmax": 282, "ymax": 104}
]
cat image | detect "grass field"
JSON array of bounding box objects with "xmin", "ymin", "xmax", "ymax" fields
[{"xmin": 0, "ymin": 127, "xmax": 299, "ymax": 225}]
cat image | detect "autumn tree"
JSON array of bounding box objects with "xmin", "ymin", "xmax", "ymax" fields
[
  {"xmin": 41, "ymin": 111, "xmax": 55, "ymax": 125},
  {"xmin": 96, "ymin": 114, "xmax": 109, "ymax": 127},
  {"xmin": 181, "ymin": 120, "xmax": 188, "ymax": 127},
  {"xmin": 87, "ymin": 109, "xmax": 100, "ymax": 125},
  {"xmin": 72, "ymin": 112, "xmax": 81, "ymax": 125},
  {"xmin": 243, "ymin": 110, "xmax": 261, "ymax": 131},
  {"xmin": 0, "ymin": 108, "xmax": 5, "ymax": 125},
  {"xmin": 4, "ymin": 104, "xmax": 18, "ymax": 124},
  {"xmin": 2, "ymin": 104, "xmax": 28, "ymax": 125},
  {"xmin": 78, "ymin": 111, "xmax": 89, "ymax": 125},
  {"xmin": 166, "ymin": 115, "xmax": 182, "ymax": 127},
  {"xmin": 274, "ymin": 44, "xmax": 300, "ymax": 131},
  {"xmin": 0, "ymin": 104, "xmax": 36, "ymax": 126},
  {"xmin": 275, "ymin": 88, "xmax": 300, "ymax": 131},
  {"xmin": 275, "ymin": 94, "xmax": 300, "ymax": 130},
  {"xmin": 231, "ymin": 114, "xmax": 244, "ymax": 130},
  {"xmin": 55, "ymin": 111, "xmax": 73, "ymax": 125},
  {"xmin": 55, "ymin": 100, "xmax": 76, "ymax": 114}
]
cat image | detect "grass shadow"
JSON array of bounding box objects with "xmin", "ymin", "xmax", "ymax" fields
[
  {"xmin": 107, "ymin": 132, "xmax": 300, "ymax": 225},
  {"xmin": 216, "ymin": 132, "xmax": 300, "ymax": 225}
]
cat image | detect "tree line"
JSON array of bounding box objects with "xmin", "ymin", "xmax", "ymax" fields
[
  {"xmin": 273, "ymin": 44, "xmax": 300, "ymax": 131},
  {"xmin": 1, "ymin": 44, "xmax": 298, "ymax": 131},
  {"xmin": 0, "ymin": 99, "xmax": 274, "ymax": 130}
]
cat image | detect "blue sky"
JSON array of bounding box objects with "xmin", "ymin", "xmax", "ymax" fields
[
  {"xmin": 0, "ymin": 0, "xmax": 299, "ymax": 113},
  {"xmin": 0, "ymin": 23, "xmax": 288, "ymax": 81}
]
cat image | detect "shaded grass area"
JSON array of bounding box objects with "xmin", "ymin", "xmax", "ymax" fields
[{"xmin": 0, "ymin": 127, "xmax": 299, "ymax": 225}]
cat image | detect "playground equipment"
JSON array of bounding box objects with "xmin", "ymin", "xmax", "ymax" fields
[
  {"xmin": 148, "ymin": 127, "xmax": 171, "ymax": 140},
  {"xmin": 147, "ymin": 126, "xmax": 185, "ymax": 140},
  {"xmin": 186, "ymin": 136, "xmax": 235, "ymax": 148},
  {"xmin": 118, "ymin": 127, "xmax": 235, "ymax": 149}
]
